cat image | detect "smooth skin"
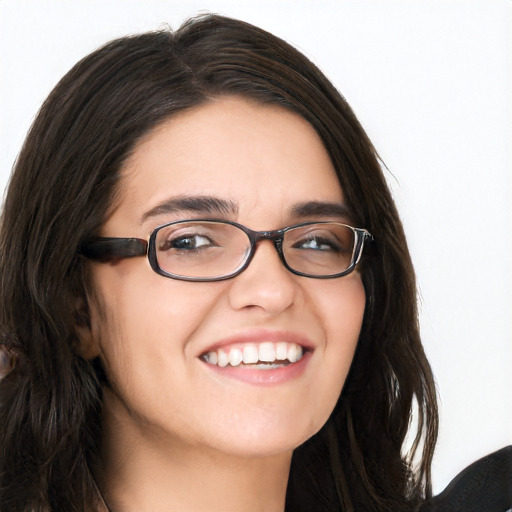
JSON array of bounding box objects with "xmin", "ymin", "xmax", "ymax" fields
[{"xmin": 82, "ymin": 96, "xmax": 366, "ymax": 512}]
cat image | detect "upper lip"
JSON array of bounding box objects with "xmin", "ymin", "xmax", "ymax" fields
[{"xmin": 198, "ymin": 328, "xmax": 315, "ymax": 356}]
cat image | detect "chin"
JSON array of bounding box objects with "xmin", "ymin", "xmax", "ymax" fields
[{"xmin": 200, "ymin": 414, "xmax": 325, "ymax": 459}]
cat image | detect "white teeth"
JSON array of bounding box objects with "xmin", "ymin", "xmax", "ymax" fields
[
  {"xmin": 217, "ymin": 350, "xmax": 229, "ymax": 367},
  {"xmin": 259, "ymin": 342, "xmax": 275, "ymax": 362},
  {"xmin": 204, "ymin": 351, "xmax": 218, "ymax": 365},
  {"xmin": 287, "ymin": 344, "xmax": 303, "ymax": 363},
  {"xmin": 202, "ymin": 342, "xmax": 305, "ymax": 367},
  {"xmin": 242, "ymin": 345, "xmax": 259, "ymax": 364},
  {"xmin": 229, "ymin": 348, "xmax": 243, "ymax": 367},
  {"xmin": 275, "ymin": 342, "xmax": 287, "ymax": 360}
]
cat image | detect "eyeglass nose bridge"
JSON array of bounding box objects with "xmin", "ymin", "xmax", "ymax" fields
[{"xmin": 242, "ymin": 228, "xmax": 288, "ymax": 270}]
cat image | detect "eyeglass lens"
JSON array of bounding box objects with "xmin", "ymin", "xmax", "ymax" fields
[{"xmin": 153, "ymin": 221, "xmax": 356, "ymax": 279}]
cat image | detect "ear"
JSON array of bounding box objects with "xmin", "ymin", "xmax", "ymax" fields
[
  {"xmin": 74, "ymin": 296, "xmax": 101, "ymax": 360},
  {"xmin": 0, "ymin": 345, "xmax": 17, "ymax": 380}
]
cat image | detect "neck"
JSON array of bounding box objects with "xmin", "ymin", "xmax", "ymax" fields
[{"xmin": 97, "ymin": 391, "xmax": 291, "ymax": 512}]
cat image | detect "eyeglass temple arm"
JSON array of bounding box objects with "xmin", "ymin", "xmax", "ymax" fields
[
  {"xmin": 353, "ymin": 229, "xmax": 374, "ymax": 263},
  {"xmin": 80, "ymin": 238, "xmax": 148, "ymax": 262}
]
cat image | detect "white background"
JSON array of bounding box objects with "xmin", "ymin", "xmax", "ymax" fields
[{"xmin": 1, "ymin": 0, "xmax": 511, "ymax": 494}]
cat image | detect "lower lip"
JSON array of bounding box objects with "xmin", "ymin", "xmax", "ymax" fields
[{"xmin": 200, "ymin": 351, "xmax": 312, "ymax": 386}]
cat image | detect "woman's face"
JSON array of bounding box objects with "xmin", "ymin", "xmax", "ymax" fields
[{"xmin": 86, "ymin": 96, "xmax": 366, "ymax": 459}]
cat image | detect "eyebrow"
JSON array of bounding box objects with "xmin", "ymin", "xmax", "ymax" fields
[
  {"xmin": 141, "ymin": 195, "xmax": 238, "ymax": 222},
  {"xmin": 291, "ymin": 201, "xmax": 352, "ymax": 220},
  {"xmin": 141, "ymin": 196, "xmax": 351, "ymax": 223}
]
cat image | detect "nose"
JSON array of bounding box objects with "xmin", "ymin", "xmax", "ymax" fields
[{"xmin": 227, "ymin": 239, "xmax": 298, "ymax": 314}]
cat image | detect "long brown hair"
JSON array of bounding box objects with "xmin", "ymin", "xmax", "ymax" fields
[{"xmin": 0, "ymin": 14, "xmax": 437, "ymax": 511}]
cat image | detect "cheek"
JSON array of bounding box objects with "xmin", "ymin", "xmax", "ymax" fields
[
  {"xmin": 318, "ymin": 273, "xmax": 366, "ymax": 344},
  {"xmin": 88, "ymin": 275, "xmax": 229, "ymax": 438},
  {"xmin": 330, "ymin": 275, "xmax": 366, "ymax": 375},
  {"xmin": 88, "ymin": 265, "xmax": 224, "ymax": 383},
  {"xmin": 307, "ymin": 275, "xmax": 366, "ymax": 418}
]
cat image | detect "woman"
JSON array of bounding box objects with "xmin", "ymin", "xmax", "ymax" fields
[{"xmin": 0, "ymin": 13, "xmax": 477, "ymax": 512}]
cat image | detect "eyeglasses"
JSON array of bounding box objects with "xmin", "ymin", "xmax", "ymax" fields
[{"xmin": 80, "ymin": 219, "xmax": 373, "ymax": 281}]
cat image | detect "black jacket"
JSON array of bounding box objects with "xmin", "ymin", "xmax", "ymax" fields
[{"xmin": 420, "ymin": 446, "xmax": 512, "ymax": 512}]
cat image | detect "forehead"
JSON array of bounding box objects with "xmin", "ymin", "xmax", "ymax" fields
[{"xmin": 109, "ymin": 96, "xmax": 344, "ymax": 231}]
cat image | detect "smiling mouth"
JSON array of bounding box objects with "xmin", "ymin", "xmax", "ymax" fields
[{"xmin": 201, "ymin": 342, "xmax": 304, "ymax": 368}]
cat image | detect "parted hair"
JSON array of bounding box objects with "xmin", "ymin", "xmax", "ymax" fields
[{"xmin": 0, "ymin": 14, "xmax": 437, "ymax": 512}]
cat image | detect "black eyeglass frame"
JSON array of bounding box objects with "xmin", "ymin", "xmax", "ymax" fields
[{"xmin": 80, "ymin": 219, "xmax": 374, "ymax": 282}]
